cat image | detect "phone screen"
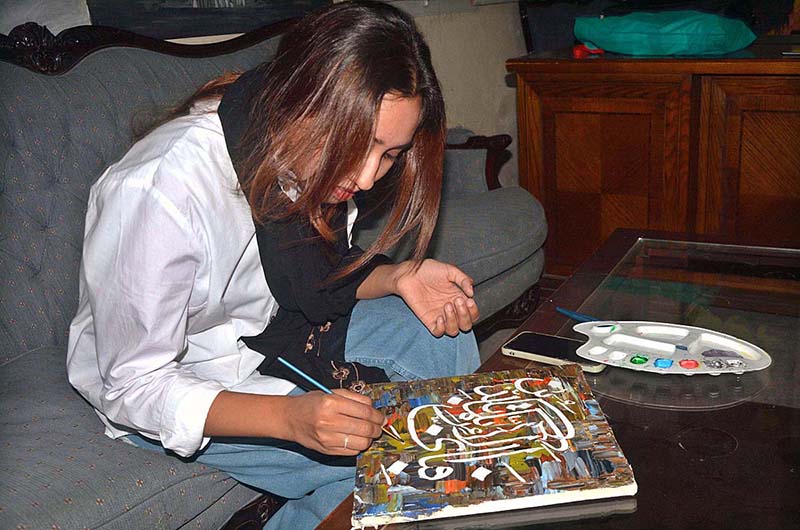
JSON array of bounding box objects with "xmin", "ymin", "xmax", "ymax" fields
[{"xmin": 501, "ymin": 331, "xmax": 605, "ymax": 373}]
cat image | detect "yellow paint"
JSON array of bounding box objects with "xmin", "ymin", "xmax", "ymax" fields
[{"xmin": 375, "ymin": 484, "xmax": 389, "ymax": 504}]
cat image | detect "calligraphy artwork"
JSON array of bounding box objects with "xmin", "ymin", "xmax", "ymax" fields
[{"xmin": 352, "ymin": 365, "xmax": 637, "ymax": 528}]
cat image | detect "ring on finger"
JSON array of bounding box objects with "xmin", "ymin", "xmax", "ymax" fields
[{"xmin": 343, "ymin": 434, "xmax": 349, "ymax": 450}]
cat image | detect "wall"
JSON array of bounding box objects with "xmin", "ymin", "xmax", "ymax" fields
[
  {"xmin": 0, "ymin": 0, "xmax": 90, "ymax": 34},
  {"xmin": 411, "ymin": 2, "xmax": 525, "ymax": 186},
  {"xmin": 0, "ymin": 0, "xmax": 526, "ymax": 185}
]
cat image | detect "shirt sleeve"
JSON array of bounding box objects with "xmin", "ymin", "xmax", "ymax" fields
[{"xmin": 82, "ymin": 176, "xmax": 224, "ymax": 457}]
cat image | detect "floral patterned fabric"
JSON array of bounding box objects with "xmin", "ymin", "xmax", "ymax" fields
[{"xmin": 0, "ymin": 347, "xmax": 262, "ymax": 529}]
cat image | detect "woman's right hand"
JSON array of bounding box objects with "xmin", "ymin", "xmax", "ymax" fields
[{"xmin": 285, "ymin": 389, "xmax": 386, "ymax": 456}]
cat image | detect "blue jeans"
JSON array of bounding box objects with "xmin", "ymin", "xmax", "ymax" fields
[{"xmin": 128, "ymin": 295, "xmax": 480, "ymax": 530}]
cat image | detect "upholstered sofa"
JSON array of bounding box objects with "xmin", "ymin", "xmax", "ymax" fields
[{"xmin": 0, "ymin": 21, "xmax": 546, "ymax": 530}]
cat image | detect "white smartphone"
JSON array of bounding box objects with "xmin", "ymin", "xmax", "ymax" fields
[{"xmin": 501, "ymin": 331, "xmax": 606, "ymax": 373}]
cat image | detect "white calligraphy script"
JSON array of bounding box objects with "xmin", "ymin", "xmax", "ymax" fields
[{"xmin": 407, "ymin": 378, "xmax": 577, "ymax": 481}]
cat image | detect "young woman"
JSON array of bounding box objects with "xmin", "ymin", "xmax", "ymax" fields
[{"xmin": 67, "ymin": 1, "xmax": 481, "ymax": 527}]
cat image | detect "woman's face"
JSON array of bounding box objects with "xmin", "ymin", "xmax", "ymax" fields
[{"xmin": 327, "ymin": 94, "xmax": 422, "ymax": 203}]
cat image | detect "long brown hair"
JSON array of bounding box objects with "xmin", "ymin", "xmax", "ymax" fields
[{"xmin": 176, "ymin": 1, "xmax": 445, "ymax": 277}]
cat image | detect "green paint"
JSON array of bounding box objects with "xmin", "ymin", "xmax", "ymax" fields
[{"xmin": 629, "ymin": 355, "xmax": 648, "ymax": 365}]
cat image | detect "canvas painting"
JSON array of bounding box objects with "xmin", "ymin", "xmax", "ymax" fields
[{"xmin": 353, "ymin": 365, "xmax": 637, "ymax": 528}]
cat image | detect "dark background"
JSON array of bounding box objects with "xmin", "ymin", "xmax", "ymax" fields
[
  {"xmin": 86, "ymin": 0, "xmax": 330, "ymax": 39},
  {"xmin": 520, "ymin": 0, "xmax": 800, "ymax": 53}
]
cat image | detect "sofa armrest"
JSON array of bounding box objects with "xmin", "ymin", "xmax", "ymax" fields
[{"xmin": 444, "ymin": 130, "xmax": 512, "ymax": 198}]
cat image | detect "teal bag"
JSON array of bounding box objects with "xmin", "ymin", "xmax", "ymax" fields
[{"xmin": 574, "ymin": 10, "xmax": 756, "ymax": 56}]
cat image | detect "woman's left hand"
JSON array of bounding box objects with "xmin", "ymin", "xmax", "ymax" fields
[{"xmin": 392, "ymin": 259, "xmax": 480, "ymax": 337}]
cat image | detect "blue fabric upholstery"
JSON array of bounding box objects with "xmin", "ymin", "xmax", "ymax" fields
[
  {"xmin": 0, "ymin": 347, "xmax": 261, "ymax": 529},
  {"xmin": 0, "ymin": 41, "xmax": 279, "ymax": 356},
  {"xmin": 430, "ymin": 187, "xmax": 546, "ymax": 319}
]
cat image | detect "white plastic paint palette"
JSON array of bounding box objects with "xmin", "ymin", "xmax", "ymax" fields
[{"xmin": 573, "ymin": 321, "xmax": 772, "ymax": 376}]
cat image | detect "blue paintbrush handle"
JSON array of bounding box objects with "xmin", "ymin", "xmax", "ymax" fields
[
  {"xmin": 276, "ymin": 356, "xmax": 333, "ymax": 394},
  {"xmin": 555, "ymin": 306, "xmax": 602, "ymax": 322}
]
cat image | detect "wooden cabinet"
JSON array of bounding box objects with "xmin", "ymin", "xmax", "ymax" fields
[
  {"xmin": 698, "ymin": 76, "xmax": 800, "ymax": 243},
  {"xmin": 508, "ymin": 47, "xmax": 800, "ymax": 276}
]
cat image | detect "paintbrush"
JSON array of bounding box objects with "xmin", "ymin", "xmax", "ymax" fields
[{"xmin": 276, "ymin": 356, "xmax": 403, "ymax": 442}]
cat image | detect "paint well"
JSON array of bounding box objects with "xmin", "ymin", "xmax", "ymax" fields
[
  {"xmin": 591, "ymin": 324, "xmax": 616, "ymax": 335},
  {"xmin": 588, "ymin": 346, "xmax": 608, "ymax": 356},
  {"xmin": 609, "ymin": 350, "xmax": 628, "ymax": 361},
  {"xmin": 725, "ymin": 359, "xmax": 746, "ymax": 368},
  {"xmin": 653, "ymin": 358, "xmax": 673, "ymax": 369},
  {"xmin": 604, "ymin": 334, "xmax": 677, "ymax": 354},
  {"xmin": 703, "ymin": 359, "xmax": 726, "ymax": 370},
  {"xmin": 636, "ymin": 325, "xmax": 690, "ymax": 338},
  {"xmin": 701, "ymin": 349, "xmax": 742, "ymax": 359},
  {"xmin": 700, "ymin": 333, "xmax": 760, "ymax": 360}
]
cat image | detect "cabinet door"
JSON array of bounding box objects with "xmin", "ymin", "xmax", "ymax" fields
[
  {"xmin": 698, "ymin": 76, "xmax": 800, "ymax": 247},
  {"xmin": 516, "ymin": 74, "xmax": 692, "ymax": 275}
]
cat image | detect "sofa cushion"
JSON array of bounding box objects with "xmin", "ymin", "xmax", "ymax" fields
[
  {"xmin": 0, "ymin": 346, "xmax": 261, "ymax": 530},
  {"xmin": 0, "ymin": 40, "xmax": 279, "ymax": 356},
  {"xmin": 471, "ymin": 248, "xmax": 545, "ymax": 322},
  {"xmin": 428, "ymin": 186, "xmax": 547, "ymax": 284}
]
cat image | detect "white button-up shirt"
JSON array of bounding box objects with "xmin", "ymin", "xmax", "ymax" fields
[{"xmin": 67, "ymin": 104, "xmax": 357, "ymax": 457}]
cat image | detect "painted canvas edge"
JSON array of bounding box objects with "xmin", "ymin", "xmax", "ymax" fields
[{"xmin": 352, "ymin": 481, "xmax": 638, "ymax": 528}]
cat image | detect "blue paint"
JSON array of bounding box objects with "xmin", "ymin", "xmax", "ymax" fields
[
  {"xmin": 373, "ymin": 391, "xmax": 397, "ymax": 409},
  {"xmin": 654, "ymin": 358, "xmax": 673, "ymax": 369},
  {"xmin": 362, "ymin": 503, "xmax": 390, "ymax": 515},
  {"xmin": 408, "ymin": 395, "xmax": 435, "ymax": 408},
  {"xmin": 584, "ymin": 399, "xmax": 602, "ymax": 417}
]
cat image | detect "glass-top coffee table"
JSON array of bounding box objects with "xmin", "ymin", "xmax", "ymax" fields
[{"xmin": 318, "ymin": 229, "xmax": 800, "ymax": 530}]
